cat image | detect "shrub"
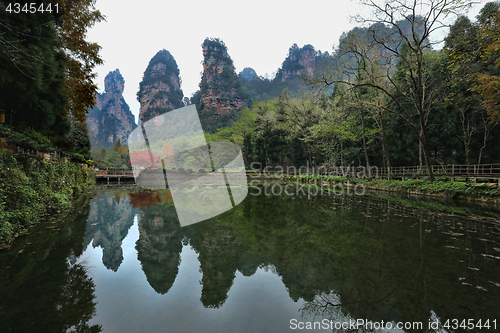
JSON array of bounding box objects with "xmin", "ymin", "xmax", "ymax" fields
[
  {"xmin": 24, "ymin": 128, "xmax": 50, "ymax": 145},
  {"xmin": 0, "ymin": 151, "xmax": 95, "ymax": 244}
]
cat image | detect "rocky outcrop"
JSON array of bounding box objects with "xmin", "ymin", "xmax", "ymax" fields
[
  {"xmin": 198, "ymin": 38, "xmax": 247, "ymax": 116},
  {"xmin": 137, "ymin": 50, "xmax": 184, "ymax": 124},
  {"xmin": 87, "ymin": 69, "xmax": 137, "ymax": 148},
  {"xmin": 279, "ymin": 44, "xmax": 317, "ymax": 81}
]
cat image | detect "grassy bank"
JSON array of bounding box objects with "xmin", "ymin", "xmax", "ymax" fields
[
  {"xmin": 0, "ymin": 151, "xmax": 95, "ymax": 245},
  {"xmin": 288, "ymin": 174, "xmax": 500, "ymax": 203}
]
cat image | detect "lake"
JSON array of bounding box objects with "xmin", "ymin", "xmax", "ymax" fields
[{"xmin": 1, "ymin": 180, "xmax": 500, "ymax": 332}]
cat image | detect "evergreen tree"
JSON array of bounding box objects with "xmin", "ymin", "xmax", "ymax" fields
[{"xmin": 0, "ymin": 1, "xmax": 68, "ymax": 134}]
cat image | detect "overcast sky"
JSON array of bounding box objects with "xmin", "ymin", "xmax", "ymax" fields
[{"xmin": 87, "ymin": 0, "xmax": 486, "ymax": 122}]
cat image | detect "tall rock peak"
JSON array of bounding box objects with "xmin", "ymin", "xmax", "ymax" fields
[
  {"xmin": 137, "ymin": 49, "xmax": 184, "ymax": 124},
  {"xmin": 279, "ymin": 44, "xmax": 317, "ymax": 81},
  {"xmin": 198, "ymin": 38, "xmax": 247, "ymax": 117},
  {"xmin": 87, "ymin": 69, "xmax": 137, "ymax": 148},
  {"xmin": 104, "ymin": 69, "xmax": 125, "ymax": 94}
]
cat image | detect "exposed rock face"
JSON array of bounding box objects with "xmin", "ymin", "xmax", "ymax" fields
[
  {"xmin": 137, "ymin": 50, "xmax": 184, "ymax": 124},
  {"xmin": 280, "ymin": 44, "xmax": 316, "ymax": 81},
  {"xmin": 87, "ymin": 69, "xmax": 137, "ymax": 148},
  {"xmin": 239, "ymin": 67, "xmax": 258, "ymax": 80},
  {"xmin": 198, "ymin": 38, "xmax": 247, "ymax": 116}
]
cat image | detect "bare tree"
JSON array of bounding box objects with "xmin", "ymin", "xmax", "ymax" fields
[{"xmin": 311, "ymin": 0, "xmax": 476, "ymax": 182}]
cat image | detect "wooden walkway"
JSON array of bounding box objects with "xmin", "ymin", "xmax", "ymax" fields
[
  {"xmin": 95, "ymin": 170, "xmax": 135, "ymax": 184},
  {"xmin": 96, "ymin": 163, "xmax": 500, "ymax": 184}
]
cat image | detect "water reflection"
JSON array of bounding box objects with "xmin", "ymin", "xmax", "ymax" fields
[
  {"xmin": 84, "ymin": 191, "xmax": 139, "ymax": 271},
  {"xmin": 0, "ymin": 195, "xmax": 102, "ymax": 333},
  {"xmin": 136, "ymin": 203, "xmax": 182, "ymax": 294},
  {"xmin": 5, "ymin": 186, "xmax": 498, "ymax": 332},
  {"xmin": 122, "ymin": 187, "xmax": 500, "ymax": 331}
]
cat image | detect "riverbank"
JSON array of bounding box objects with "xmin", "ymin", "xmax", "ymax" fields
[
  {"xmin": 0, "ymin": 151, "xmax": 95, "ymax": 245},
  {"xmin": 288, "ymin": 174, "xmax": 500, "ymax": 205}
]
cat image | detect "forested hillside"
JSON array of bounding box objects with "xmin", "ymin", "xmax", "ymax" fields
[
  {"xmin": 0, "ymin": 0, "xmax": 103, "ymax": 243},
  {"xmin": 206, "ymin": 1, "xmax": 500, "ymax": 181},
  {"xmin": 0, "ymin": 0, "xmax": 103, "ymax": 159}
]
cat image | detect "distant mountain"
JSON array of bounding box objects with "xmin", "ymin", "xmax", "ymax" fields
[
  {"xmin": 239, "ymin": 67, "xmax": 258, "ymax": 80},
  {"xmin": 87, "ymin": 69, "xmax": 137, "ymax": 148},
  {"xmin": 238, "ymin": 44, "xmax": 333, "ymax": 104},
  {"xmin": 137, "ymin": 49, "xmax": 184, "ymax": 124}
]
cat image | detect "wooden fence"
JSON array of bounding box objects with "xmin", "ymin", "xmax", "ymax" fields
[
  {"xmin": 322, "ymin": 163, "xmax": 500, "ymax": 180},
  {"xmin": 377, "ymin": 164, "xmax": 500, "ymax": 179}
]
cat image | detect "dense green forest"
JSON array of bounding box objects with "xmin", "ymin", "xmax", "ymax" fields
[
  {"xmin": 0, "ymin": 0, "xmax": 103, "ymax": 243},
  {"xmin": 0, "ymin": 0, "xmax": 103, "ymax": 160},
  {"xmin": 206, "ymin": 1, "xmax": 500, "ymax": 182}
]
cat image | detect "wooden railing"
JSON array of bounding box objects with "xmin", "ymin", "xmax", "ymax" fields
[
  {"xmin": 377, "ymin": 164, "xmax": 500, "ymax": 178},
  {"xmin": 320, "ymin": 163, "xmax": 500, "ymax": 179},
  {"xmin": 95, "ymin": 170, "xmax": 134, "ymax": 177}
]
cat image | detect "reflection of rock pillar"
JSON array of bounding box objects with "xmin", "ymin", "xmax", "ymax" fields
[
  {"xmin": 85, "ymin": 193, "xmax": 136, "ymax": 272},
  {"xmin": 135, "ymin": 210, "xmax": 183, "ymax": 295},
  {"xmin": 194, "ymin": 227, "xmax": 242, "ymax": 309}
]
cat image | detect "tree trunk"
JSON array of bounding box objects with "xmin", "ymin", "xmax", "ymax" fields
[
  {"xmin": 464, "ymin": 140, "xmax": 471, "ymax": 165},
  {"xmin": 380, "ymin": 116, "xmax": 391, "ymax": 180},
  {"xmin": 361, "ymin": 108, "xmax": 370, "ymax": 177},
  {"xmin": 420, "ymin": 126, "xmax": 435, "ymax": 182},
  {"xmin": 340, "ymin": 141, "xmax": 343, "ymax": 167},
  {"xmin": 418, "ymin": 128, "xmax": 423, "ymax": 170}
]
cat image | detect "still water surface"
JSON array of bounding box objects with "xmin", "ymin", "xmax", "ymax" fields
[{"xmin": 1, "ymin": 183, "xmax": 500, "ymax": 332}]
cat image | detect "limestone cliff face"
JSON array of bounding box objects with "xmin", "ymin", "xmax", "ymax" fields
[
  {"xmin": 137, "ymin": 50, "xmax": 184, "ymax": 124},
  {"xmin": 87, "ymin": 69, "xmax": 137, "ymax": 148},
  {"xmin": 198, "ymin": 38, "xmax": 247, "ymax": 116},
  {"xmin": 279, "ymin": 44, "xmax": 317, "ymax": 81}
]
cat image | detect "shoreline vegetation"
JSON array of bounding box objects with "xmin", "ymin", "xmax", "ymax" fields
[
  {"xmin": 284, "ymin": 173, "xmax": 500, "ymax": 205},
  {"xmin": 0, "ymin": 150, "xmax": 95, "ymax": 246}
]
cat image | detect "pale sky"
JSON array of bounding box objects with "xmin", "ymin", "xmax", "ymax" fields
[{"xmin": 87, "ymin": 0, "xmax": 486, "ymax": 123}]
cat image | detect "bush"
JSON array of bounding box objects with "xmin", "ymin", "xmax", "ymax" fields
[
  {"xmin": 0, "ymin": 151, "xmax": 95, "ymax": 244},
  {"xmin": 24, "ymin": 128, "xmax": 50, "ymax": 145}
]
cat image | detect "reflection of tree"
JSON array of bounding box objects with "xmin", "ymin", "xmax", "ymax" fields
[
  {"xmin": 0, "ymin": 196, "xmax": 102, "ymax": 332},
  {"xmin": 130, "ymin": 184, "xmax": 500, "ymax": 325},
  {"xmin": 84, "ymin": 191, "xmax": 137, "ymax": 272},
  {"xmin": 215, "ymin": 192, "xmax": 500, "ymax": 329},
  {"xmin": 129, "ymin": 190, "xmax": 161, "ymax": 208}
]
